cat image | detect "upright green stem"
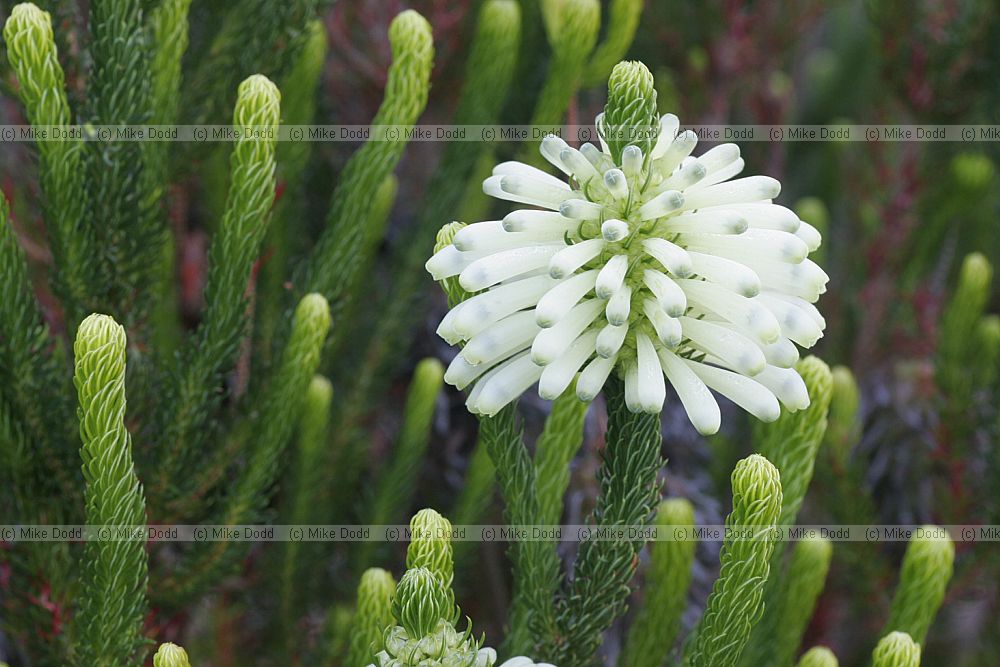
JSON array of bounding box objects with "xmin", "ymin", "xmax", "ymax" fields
[
  {"xmin": 73, "ymin": 315, "xmax": 149, "ymax": 667},
  {"xmin": 3, "ymin": 3, "xmax": 92, "ymax": 321},
  {"xmin": 549, "ymin": 380, "xmax": 663, "ymax": 665}
]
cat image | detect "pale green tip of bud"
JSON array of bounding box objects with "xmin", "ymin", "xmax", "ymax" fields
[
  {"xmin": 911, "ymin": 525, "xmax": 955, "ymax": 566},
  {"xmin": 950, "ymin": 153, "xmax": 995, "ymax": 190},
  {"xmin": 359, "ymin": 567, "xmax": 397, "ymax": 606},
  {"xmin": 797, "ymin": 646, "xmax": 839, "ymax": 667},
  {"xmin": 603, "ymin": 60, "xmax": 659, "ymax": 162},
  {"xmin": 830, "ymin": 365, "xmax": 860, "ymax": 424},
  {"xmin": 482, "ymin": 0, "xmax": 521, "ymax": 28},
  {"xmin": 236, "ymin": 74, "xmax": 281, "ymax": 126},
  {"xmin": 307, "ymin": 375, "xmax": 333, "ymax": 407},
  {"xmin": 732, "ymin": 454, "xmax": 782, "ymax": 521},
  {"xmin": 872, "ymin": 632, "xmax": 920, "ymax": 667},
  {"xmin": 435, "ymin": 222, "xmax": 467, "ymax": 254},
  {"xmin": 608, "ymin": 60, "xmax": 656, "ymax": 102},
  {"xmin": 153, "ymin": 642, "xmax": 192, "ymax": 667},
  {"xmin": 414, "ymin": 358, "xmax": 445, "ymax": 389},
  {"xmin": 958, "ymin": 252, "xmax": 992, "ymax": 294},
  {"xmin": 392, "ymin": 567, "xmax": 451, "ymax": 639},
  {"xmin": 796, "ymin": 355, "xmax": 833, "ymax": 407},
  {"xmin": 389, "ymin": 9, "xmax": 434, "ymax": 59},
  {"xmin": 6, "ymin": 2, "xmax": 49, "ymax": 31},
  {"xmin": 75, "ymin": 314, "xmax": 127, "ymax": 358},
  {"xmin": 295, "ymin": 293, "xmax": 332, "ymax": 332},
  {"xmin": 407, "ymin": 508, "xmax": 455, "ymax": 585},
  {"xmin": 794, "ymin": 196, "xmax": 828, "ymax": 236},
  {"xmin": 797, "ymin": 531, "xmax": 833, "ymax": 563},
  {"xmin": 655, "ymin": 497, "xmax": 695, "ymax": 527}
]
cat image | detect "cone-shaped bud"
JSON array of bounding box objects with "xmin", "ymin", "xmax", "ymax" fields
[
  {"xmin": 602, "ymin": 60, "xmax": 659, "ymax": 162},
  {"xmin": 797, "ymin": 646, "xmax": 838, "ymax": 667},
  {"xmin": 153, "ymin": 643, "xmax": 192, "ymax": 667},
  {"xmin": 392, "ymin": 567, "xmax": 452, "ymax": 640},
  {"xmin": 407, "ymin": 508, "xmax": 455, "ymax": 588},
  {"xmin": 872, "ymin": 632, "xmax": 921, "ymax": 667},
  {"xmin": 348, "ymin": 568, "xmax": 397, "ymax": 666}
]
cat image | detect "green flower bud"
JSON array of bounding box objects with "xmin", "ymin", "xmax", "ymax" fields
[
  {"xmin": 407, "ymin": 508, "xmax": 455, "ymax": 588},
  {"xmin": 347, "ymin": 568, "xmax": 397, "ymax": 666},
  {"xmin": 374, "ymin": 619, "xmax": 493, "ymax": 666},
  {"xmin": 393, "ymin": 567, "xmax": 452, "ymax": 640},
  {"xmin": 389, "ymin": 9, "xmax": 434, "ymax": 65},
  {"xmin": 872, "ymin": 632, "xmax": 921, "ymax": 667},
  {"xmin": 827, "ymin": 365, "xmax": 861, "ymax": 468},
  {"xmin": 3, "ymin": 4, "xmax": 70, "ymax": 126},
  {"xmin": 602, "ymin": 60, "xmax": 660, "ymax": 163},
  {"xmin": 885, "ymin": 526, "xmax": 954, "ymax": 645},
  {"xmin": 154, "ymin": 643, "xmax": 192, "ymax": 667},
  {"xmin": 950, "ymin": 153, "xmax": 995, "ymax": 191},
  {"xmin": 974, "ymin": 315, "xmax": 1000, "ymax": 389},
  {"xmin": 794, "ymin": 196, "xmax": 828, "ymax": 263},
  {"xmin": 435, "ymin": 222, "xmax": 472, "ymax": 306},
  {"xmin": 797, "ymin": 646, "xmax": 838, "ymax": 667},
  {"xmin": 683, "ymin": 455, "xmax": 782, "ymax": 667}
]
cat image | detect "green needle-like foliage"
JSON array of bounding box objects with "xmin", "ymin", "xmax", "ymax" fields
[
  {"xmin": 583, "ymin": 0, "xmax": 644, "ymax": 86},
  {"xmin": 73, "ymin": 314, "xmax": 149, "ymax": 667},
  {"xmin": 354, "ymin": 359, "xmax": 444, "ymax": 571},
  {"xmin": 407, "ymin": 509, "xmax": 456, "ymax": 589},
  {"xmin": 937, "ymin": 253, "xmax": 993, "ymax": 450},
  {"xmin": 362, "ymin": 0, "xmax": 520, "ymax": 373},
  {"xmin": 742, "ymin": 357, "xmax": 831, "ymax": 666},
  {"xmin": 534, "ymin": 386, "xmax": 589, "ymax": 525},
  {"xmin": 751, "ymin": 533, "xmax": 833, "ymax": 667},
  {"xmin": 86, "ymin": 0, "xmax": 160, "ymax": 316},
  {"xmin": 521, "ymin": 0, "xmax": 600, "ymax": 164},
  {"xmin": 162, "ymin": 293, "xmax": 330, "ymax": 604},
  {"xmin": 183, "ymin": 0, "xmax": 317, "ymax": 126},
  {"xmin": 620, "ymin": 498, "xmax": 697, "ymax": 667},
  {"xmin": 279, "ymin": 375, "xmax": 334, "ymax": 636},
  {"xmin": 599, "ymin": 60, "xmax": 659, "ymax": 164},
  {"xmin": 3, "ymin": 3, "xmax": 92, "ymax": 318},
  {"xmin": 156, "ymin": 74, "xmax": 281, "ymax": 491},
  {"xmin": 551, "ymin": 379, "xmax": 663, "ymax": 666},
  {"xmin": 480, "ymin": 406, "xmax": 559, "ymax": 655},
  {"xmin": 298, "ymin": 9, "xmax": 433, "ymax": 315},
  {"xmin": 0, "ymin": 191, "xmax": 74, "ymax": 505},
  {"xmin": 683, "ymin": 454, "xmax": 783, "ymax": 667},
  {"xmin": 884, "ymin": 526, "xmax": 955, "ymax": 646},
  {"xmin": 872, "ymin": 632, "xmax": 921, "ymax": 667},
  {"xmin": 798, "ymin": 647, "xmax": 839, "ymax": 667},
  {"xmin": 347, "ymin": 568, "xmax": 397, "ymax": 666},
  {"xmin": 146, "ymin": 0, "xmax": 194, "ymax": 357},
  {"xmin": 257, "ymin": 19, "xmax": 328, "ymax": 357},
  {"xmin": 754, "ymin": 356, "xmax": 832, "ymax": 530},
  {"xmin": 827, "ymin": 365, "xmax": 861, "ymax": 469},
  {"xmin": 154, "ymin": 643, "xmax": 193, "ymax": 667}
]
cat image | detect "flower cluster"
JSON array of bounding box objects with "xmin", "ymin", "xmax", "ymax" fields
[{"xmin": 427, "ymin": 63, "xmax": 827, "ymax": 434}]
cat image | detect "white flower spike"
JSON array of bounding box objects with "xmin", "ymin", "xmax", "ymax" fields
[{"xmin": 426, "ymin": 61, "xmax": 827, "ymax": 434}]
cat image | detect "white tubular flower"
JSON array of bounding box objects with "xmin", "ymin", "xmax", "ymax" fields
[
  {"xmin": 426, "ymin": 61, "xmax": 827, "ymax": 434},
  {"xmin": 498, "ymin": 658, "xmax": 556, "ymax": 667}
]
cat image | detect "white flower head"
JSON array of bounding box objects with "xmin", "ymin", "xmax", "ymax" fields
[{"xmin": 427, "ymin": 61, "xmax": 827, "ymax": 434}]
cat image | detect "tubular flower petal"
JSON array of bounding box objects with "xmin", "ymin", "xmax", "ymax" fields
[{"xmin": 426, "ymin": 96, "xmax": 825, "ymax": 431}]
